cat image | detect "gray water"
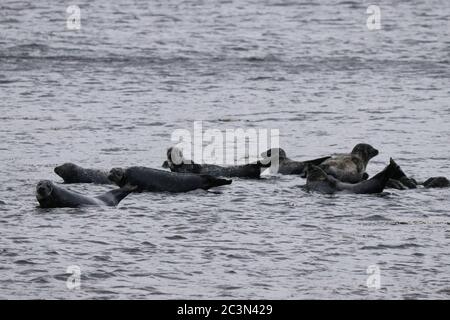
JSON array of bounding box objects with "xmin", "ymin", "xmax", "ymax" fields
[{"xmin": 1, "ymin": 0, "xmax": 450, "ymax": 299}]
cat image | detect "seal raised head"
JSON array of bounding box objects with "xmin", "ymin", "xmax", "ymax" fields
[
  {"xmin": 36, "ymin": 180, "xmax": 133, "ymax": 208},
  {"xmin": 54, "ymin": 163, "xmax": 112, "ymax": 184}
]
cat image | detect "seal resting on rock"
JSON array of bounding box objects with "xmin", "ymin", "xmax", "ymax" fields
[
  {"xmin": 163, "ymin": 147, "xmax": 263, "ymax": 178},
  {"xmin": 109, "ymin": 166, "xmax": 232, "ymax": 192},
  {"xmin": 36, "ymin": 180, "xmax": 133, "ymax": 208},
  {"xmin": 306, "ymin": 158, "xmax": 400, "ymax": 194},
  {"xmin": 54, "ymin": 163, "xmax": 112, "ymax": 184},
  {"xmin": 318, "ymin": 143, "xmax": 379, "ymax": 183},
  {"xmin": 259, "ymin": 148, "xmax": 331, "ymax": 175}
]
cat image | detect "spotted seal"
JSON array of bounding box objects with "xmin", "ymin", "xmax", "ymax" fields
[{"xmin": 318, "ymin": 143, "xmax": 379, "ymax": 183}]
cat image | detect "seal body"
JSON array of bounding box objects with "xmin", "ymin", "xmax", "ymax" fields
[
  {"xmin": 54, "ymin": 163, "xmax": 112, "ymax": 184},
  {"xmin": 36, "ymin": 180, "xmax": 132, "ymax": 208},
  {"xmin": 319, "ymin": 143, "xmax": 379, "ymax": 183},
  {"xmin": 423, "ymin": 177, "xmax": 450, "ymax": 188},
  {"xmin": 163, "ymin": 147, "xmax": 262, "ymax": 178},
  {"xmin": 109, "ymin": 166, "xmax": 232, "ymax": 192},
  {"xmin": 260, "ymin": 148, "xmax": 331, "ymax": 175},
  {"xmin": 306, "ymin": 158, "xmax": 399, "ymax": 194},
  {"xmin": 171, "ymin": 163, "xmax": 262, "ymax": 178}
]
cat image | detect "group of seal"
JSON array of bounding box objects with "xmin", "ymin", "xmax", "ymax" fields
[{"xmin": 36, "ymin": 142, "xmax": 449, "ymax": 208}]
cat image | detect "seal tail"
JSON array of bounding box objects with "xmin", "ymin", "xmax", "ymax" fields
[
  {"xmin": 371, "ymin": 158, "xmax": 400, "ymax": 187},
  {"xmin": 96, "ymin": 185, "xmax": 137, "ymax": 206},
  {"xmin": 200, "ymin": 175, "xmax": 232, "ymax": 190}
]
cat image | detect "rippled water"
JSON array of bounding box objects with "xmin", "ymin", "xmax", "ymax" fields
[{"xmin": 1, "ymin": 0, "xmax": 450, "ymax": 299}]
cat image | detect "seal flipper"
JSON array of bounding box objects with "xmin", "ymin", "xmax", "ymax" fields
[
  {"xmin": 200, "ymin": 175, "xmax": 232, "ymax": 190},
  {"xmin": 386, "ymin": 179, "xmax": 408, "ymax": 190},
  {"xmin": 95, "ymin": 185, "xmax": 136, "ymax": 206}
]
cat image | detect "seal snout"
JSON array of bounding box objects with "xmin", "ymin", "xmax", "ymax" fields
[
  {"xmin": 54, "ymin": 163, "xmax": 76, "ymax": 177},
  {"xmin": 54, "ymin": 166, "xmax": 61, "ymax": 175},
  {"xmin": 371, "ymin": 148, "xmax": 379, "ymax": 158}
]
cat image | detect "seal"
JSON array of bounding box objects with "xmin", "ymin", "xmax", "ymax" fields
[
  {"xmin": 423, "ymin": 177, "xmax": 450, "ymax": 188},
  {"xmin": 305, "ymin": 158, "xmax": 400, "ymax": 194},
  {"xmin": 259, "ymin": 148, "xmax": 331, "ymax": 175},
  {"xmin": 163, "ymin": 147, "xmax": 263, "ymax": 178},
  {"xmin": 109, "ymin": 166, "xmax": 232, "ymax": 192},
  {"xmin": 318, "ymin": 143, "xmax": 379, "ymax": 183},
  {"xmin": 35, "ymin": 180, "xmax": 133, "ymax": 208},
  {"xmin": 54, "ymin": 163, "xmax": 112, "ymax": 184}
]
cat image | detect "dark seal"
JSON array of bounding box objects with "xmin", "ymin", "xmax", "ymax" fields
[
  {"xmin": 260, "ymin": 148, "xmax": 331, "ymax": 175},
  {"xmin": 54, "ymin": 163, "xmax": 112, "ymax": 184},
  {"xmin": 163, "ymin": 147, "xmax": 263, "ymax": 178},
  {"xmin": 36, "ymin": 180, "xmax": 133, "ymax": 208},
  {"xmin": 318, "ymin": 143, "xmax": 379, "ymax": 183},
  {"xmin": 385, "ymin": 160, "xmax": 418, "ymax": 190},
  {"xmin": 109, "ymin": 166, "xmax": 232, "ymax": 192},
  {"xmin": 306, "ymin": 158, "xmax": 400, "ymax": 194},
  {"xmin": 423, "ymin": 177, "xmax": 450, "ymax": 188}
]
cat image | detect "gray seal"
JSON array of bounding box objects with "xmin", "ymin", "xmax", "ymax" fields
[
  {"xmin": 54, "ymin": 163, "xmax": 112, "ymax": 184},
  {"xmin": 305, "ymin": 158, "xmax": 400, "ymax": 194},
  {"xmin": 318, "ymin": 143, "xmax": 379, "ymax": 183},
  {"xmin": 260, "ymin": 148, "xmax": 331, "ymax": 175},
  {"xmin": 109, "ymin": 166, "xmax": 232, "ymax": 192},
  {"xmin": 36, "ymin": 180, "xmax": 133, "ymax": 208},
  {"xmin": 163, "ymin": 147, "xmax": 263, "ymax": 178}
]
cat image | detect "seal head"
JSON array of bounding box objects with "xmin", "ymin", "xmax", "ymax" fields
[
  {"xmin": 108, "ymin": 168, "xmax": 126, "ymax": 187},
  {"xmin": 36, "ymin": 180, "xmax": 54, "ymax": 200}
]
